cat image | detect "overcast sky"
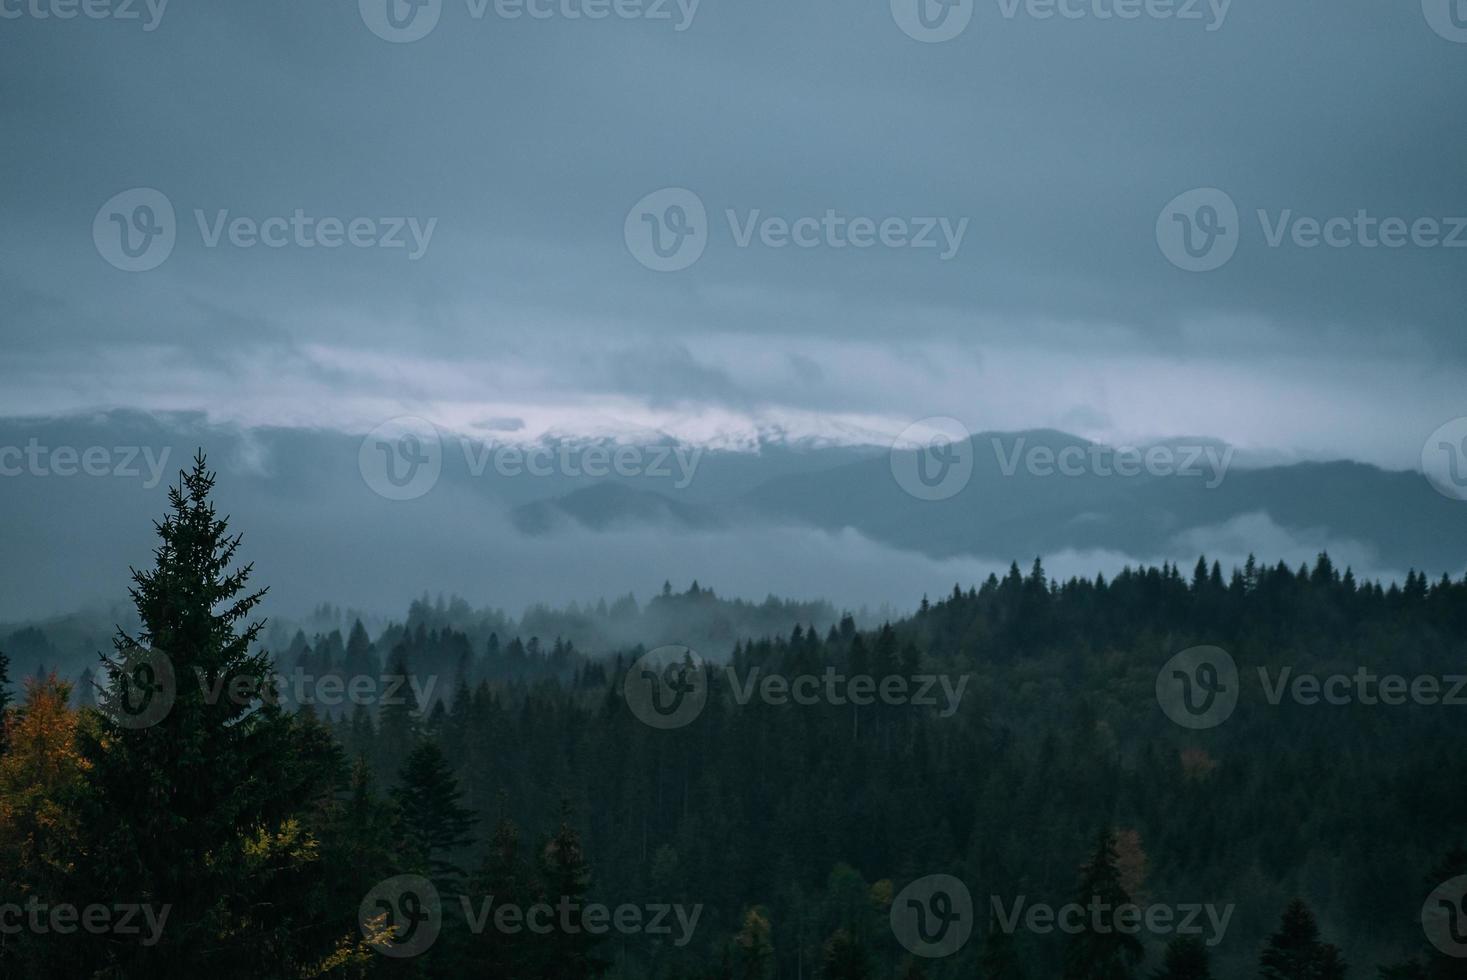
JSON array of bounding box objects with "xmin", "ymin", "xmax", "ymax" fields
[{"xmin": 2, "ymin": 0, "xmax": 1464, "ymax": 469}]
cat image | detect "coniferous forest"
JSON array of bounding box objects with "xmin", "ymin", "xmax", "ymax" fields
[
  {"xmin": 4, "ymin": 455, "xmax": 1467, "ymax": 978},
  {"xmin": 8, "ymin": 0, "xmax": 1465, "ymax": 971}
]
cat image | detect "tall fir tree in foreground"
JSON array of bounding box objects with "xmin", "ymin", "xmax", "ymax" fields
[
  {"xmin": 1258, "ymin": 899, "xmax": 1346, "ymax": 980},
  {"xmin": 1062, "ymin": 827, "xmax": 1145, "ymax": 980},
  {"xmin": 1153, "ymin": 936, "xmax": 1212, "ymax": 980},
  {"xmin": 78, "ymin": 452, "xmax": 343, "ymax": 976}
]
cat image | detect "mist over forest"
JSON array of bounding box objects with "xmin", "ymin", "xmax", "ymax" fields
[{"xmin": 5, "ymin": 0, "xmax": 1467, "ymax": 975}]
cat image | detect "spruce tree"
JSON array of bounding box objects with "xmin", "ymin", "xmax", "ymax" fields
[
  {"xmin": 377, "ymin": 646, "xmax": 420, "ymax": 779},
  {"xmin": 1258, "ymin": 899, "xmax": 1346, "ymax": 980},
  {"xmin": 78, "ymin": 452, "xmax": 341, "ymax": 976},
  {"xmin": 392, "ymin": 738, "xmax": 476, "ymax": 882},
  {"xmin": 534, "ymin": 801, "xmax": 609, "ymax": 980},
  {"xmin": 980, "ymin": 913, "xmax": 1026, "ymax": 980},
  {"xmin": 464, "ymin": 804, "xmax": 536, "ymax": 977},
  {"xmin": 734, "ymin": 906, "xmax": 774, "ymax": 980},
  {"xmin": 0, "ymin": 646, "xmax": 10, "ymax": 754},
  {"xmin": 820, "ymin": 929, "xmax": 869, "ymax": 980},
  {"xmin": 1062, "ymin": 828, "xmax": 1144, "ymax": 980},
  {"xmin": 1153, "ymin": 936, "xmax": 1212, "ymax": 980}
]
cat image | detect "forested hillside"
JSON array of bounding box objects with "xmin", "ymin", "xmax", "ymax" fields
[{"xmin": 2, "ymin": 457, "xmax": 1464, "ymax": 978}]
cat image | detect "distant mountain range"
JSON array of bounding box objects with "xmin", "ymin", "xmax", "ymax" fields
[
  {"xmin": 513, "ymin": 428, "xmax": 1467, "ymax": 575},
  {"xmin": 1, "ymin": 410, "xmax": 1462, "ymax": 628}
]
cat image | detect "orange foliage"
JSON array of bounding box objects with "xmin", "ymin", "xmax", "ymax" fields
[
  {"xmin": 1180, "ymin": 746, "xmax": 1218, "ymax": 781},
  {"xmin": 0, "ymin": 674, "xmax": 91, "ymax": 885},
  {"xmin": 1114, "ymin": 827, "xmax": 1149, "ymax": 903}
]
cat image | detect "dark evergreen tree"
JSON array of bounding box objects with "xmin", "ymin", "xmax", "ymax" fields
[
  {"xmin": 392, "ymin": 738, "xmax": 476, "ymax": 882},
  {"xmin": 1258, "ymin": 900, "xmax": 1346, "ymax": 980},
  {"xmin": 0, "ymin": 646, "xmax": 10, "ymax": 754},
  {"xmin": 1062, "ymin": 828, "xmax": 1144, "ymax": 980},
  {"xmin": 980, "ymin": 913, "xmax": 1026, "ymax": 980},
  {"xmin": 1153, "ymin": 936, "xmax": 1212, "ymax": 980},
  {"xmin": 820, "ymin": 929, "xmax": 869, "ymax": 980},
  {"xmin": 77, "ymin": 452, "xmax": 342, "ymax": 976},
  {"xmin": 533, "ymin": 801, "xmax": 608, "ymax": 980}
]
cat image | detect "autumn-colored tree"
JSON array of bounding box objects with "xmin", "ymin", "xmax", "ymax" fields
[
  {"xmin": 734, "ymin": 906, "xmax": 775, "ymax": 980},
  {"xmin": 0, "ymin": 676, "xmax": 89, "ymax": 883},
  {"xmin": 820, "ymin": 929, "xmax": 869, "ymax": 980},
  {"xmin": 0, "ymin": 676, "xmax": 95, "ymax": 974}
]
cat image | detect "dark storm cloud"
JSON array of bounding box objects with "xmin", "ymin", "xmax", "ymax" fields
[{"xmin": 0, "ymin": 0, "xmax": 1462, "ymax": 452}]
